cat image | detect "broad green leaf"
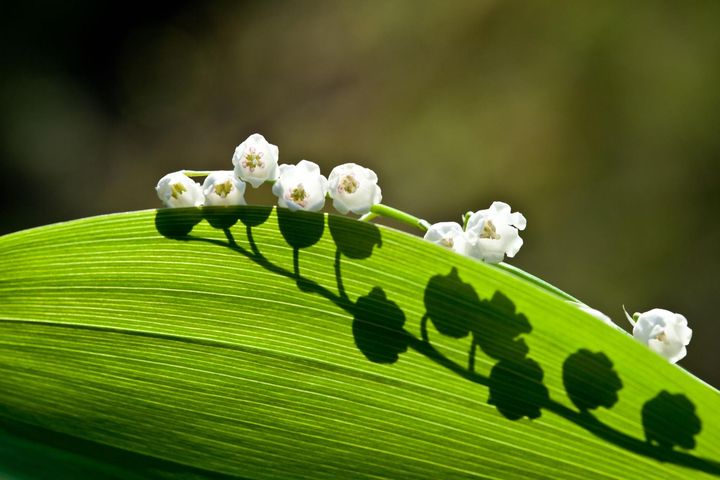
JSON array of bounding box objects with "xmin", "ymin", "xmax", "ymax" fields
[{"xmin": 0, "ymin": 207, "xmax": 718, "ymax": 479}]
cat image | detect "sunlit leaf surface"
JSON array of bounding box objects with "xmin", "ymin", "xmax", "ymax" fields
[{"xmin": 0, "ymin": 207, "xmax": 718, "ymax": 479}]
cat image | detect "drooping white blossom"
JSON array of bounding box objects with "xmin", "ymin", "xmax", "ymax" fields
[
  {"xmin": 202, "ymin": 171, "xmax": 247, "ymax": 206},
  {"xmin": 231, "ymin": 133, "xmax": 279, "ymax": 188},
  {"xmin": 464, "ymin": 201, "xmax": 527, "ymax": 263},
  {"xmin": 327, "ymin": 163, "xmax": 382, "ymax": 215},
  {"xmin": 625, "ymin": 308, "xmax": 692, "ymax": 363},
  {"xmin": 156, "ymin": 171, "xmax": 204, "ymax": 208},
  {"xmin": 423, "ymin": 222, "xmax": 468, "ymax": 255},
  {"xmin": 271, "ymin": 160, "xmax": 328, "ymax": 212}
]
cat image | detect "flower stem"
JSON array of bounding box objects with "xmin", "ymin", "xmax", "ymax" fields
[
  {"xmin": 370, "ymin": 204, "xmax": 429, "ymax": 232},
  {"xmin": 358, "ymin": 212, "xmax": 379, "ymax": 222},
  {"xmin": 183, "ymin": 170, "xmax": 214, "ymax": 178}
]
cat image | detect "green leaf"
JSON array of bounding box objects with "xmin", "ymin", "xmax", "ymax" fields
[{"xmin": 0, "ymin": 207, "xmax": 718, "ymax": 479}]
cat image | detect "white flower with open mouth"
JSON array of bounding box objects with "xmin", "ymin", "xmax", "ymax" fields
[
  {"xmin": 423, "ymin": 222, "xmax": 467, "ymax": 255},
  {"xmin": 327, "ymin": 163, "xmax": 382, "ymax": 215},
  {"xmin": 464, "ymin": 201, "xmax": 526, "ymax": 263},
  {"xmin": 232, "ymin": 133, "xmax": 279, "ymax": 188},
  {"xmin": 202, "ymin": 171, "xmax": 246, "ymax": 206},
  {"xmin": 625, "ymin": 308, "xmax": 692, "ymax": 363},
  {"xmin": 271, "ymin": 160, "xmax": 328, "ymax": 212},
  {"xmin": 156, "ymin": 171, "xmax": 204, "ymax": 208}
]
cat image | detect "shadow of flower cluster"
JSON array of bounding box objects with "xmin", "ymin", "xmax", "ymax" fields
[
  {"xmin": 155, "ymin": 206, "xmax": 718, "ymax": 476},
  {"xmin": 421, "ymin": 267, "xmax": 548, "ymax": 420}
]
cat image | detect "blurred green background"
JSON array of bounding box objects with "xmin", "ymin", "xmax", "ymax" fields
[{"xmin": 1, "ymin": 1, "xmax": 719, "ymax": 385}]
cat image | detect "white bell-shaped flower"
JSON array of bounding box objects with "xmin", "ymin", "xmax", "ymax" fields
[
  {"xmin": 231, "ymin": 133, "xmax": 279, "ymax": 188},
  {"xmin": 423, "ymin": 222, "xmax": 468, "ymax": 255},
  {"xmin": 156, "ymin": 171, "xmax": 204, "ymax": 208},
  {"xmin": 327, "ymin": 163, "xmax": 382, "ymax": 215},
  {"xmin": 625, "ymin": 308, "xmax": 692, "ymax": 363},
  {"xmin": 464, "ymin": 201, "xmax": 526, "ymax": 263},
  {"xmin": 202, "ymin": 171, "xmax": 247, "ymax": 206},
  {"xmin": 271, "ymin": 160, "xmax": 328, "ymax": 212}
]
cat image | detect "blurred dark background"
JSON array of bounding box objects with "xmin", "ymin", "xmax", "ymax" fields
[{"xmin": 1, "ymin": 1, "xmax": 718, "ymax": 385}]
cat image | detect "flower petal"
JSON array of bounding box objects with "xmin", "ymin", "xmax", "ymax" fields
[
  {"xmin": 272, "ymin": 160, "xmax": 328, "ymax": 212},
  {"xmin": 327, "ymin": 163, "xmax": 381, "ymax": 215}
]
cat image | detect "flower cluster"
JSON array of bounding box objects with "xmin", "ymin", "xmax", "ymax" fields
[
  {"xmin": 156, "ymin": 132, "xmax": 692, "ymax": 364},
  {"xmin": 156, "ymin": 133, "xmax": 382, "ymax": 215},
  {"xmin": 423, "ymin": 201, "xmax": 526, "ymax": 264}
]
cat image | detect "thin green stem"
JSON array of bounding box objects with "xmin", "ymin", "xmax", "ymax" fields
[
  {"xmin": 370, "ymin": 204, "xmax": 429, "ymax": 232},
  {"xmin": 182, "ymin": 170, "xmax": 214, "ymax": 178},
  {"xmin": 358, "ymin": 212, "xmax": 379, "ymax": 222}
]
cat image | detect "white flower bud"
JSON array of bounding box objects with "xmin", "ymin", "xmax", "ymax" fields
[
  {"xmin": 156, "ymin": 171, "xmax": 204, "ymax": 208},
  {"xmin": 231, "ymin": 133, "xmax": 279, "ymax": 188},
  {"xmin": 464, "ymin": 201, "xmax": 526, "ymax": 263},
  {"xmin": 202, "ymin": 171, "xmax": 246, "ymax": 206},
  {"xmin": 327, "ymin": 163, "xmax": 382, "ymax": 215},
  {"xmin": 423, "ymin": 222, "xmax": 468, "ymax": 255},
  {"xmin": 271, "ymin": 160, "xmax": 328, "ymax": 212},
  {"xmin": 625, "ymin": 308, "xmax": 692, "ymax": 364}
]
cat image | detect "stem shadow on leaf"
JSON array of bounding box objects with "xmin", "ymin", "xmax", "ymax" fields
[{"xmin": 154, "ymin": 207, "xmax": 719, "ymax": 477}]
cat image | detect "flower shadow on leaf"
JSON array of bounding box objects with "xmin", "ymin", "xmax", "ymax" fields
[
  {"xmin": 352, "ymin": 287, "xmax": 410, "ymax": 364},
  {"xmin": 642, "ymin": 391, "xmax": 702, "ymax": 450},
  {"xmin": 154, "ymin": 208, "xmax": 203, "ymax": 238},
  {"xmin": 329, "ymin": 213, "xmax": 383, "ymax": 300},
  {"xmin": 328, "ymin": 214, "xmax": 382, "ymax": 260},
  {"xmin": 154, "ymin": 207, "xmax": 720, "ymax": 477},
  {"xmin": 202, "ymin": 205, "xmax": 273, "ymax": 230},
  {"xmin": 488, "ymin": 358, "xmax": 549, "ymax": 420},
  {"xmin": 421, "ymin": 267, "xmax": 477, "ymax": 340},
  {"xmin": 326, "ymin": 216, "xmax": 408, "ymax": 363},
  {"xmin": 202, "ymin": 206, "xmax": 241, "ymax": 230},
  {"xmin": 420, "ymin": 268, "xmax": 530, "ymax": 362},
  {"xmin": 420, "ymin": 267, "xmax": 543, "ymax": 420},
  {"xmin": 276, "ymin": 207, "xmax": 325, "ymax": 280},
  {"xmin": 277, "ymin": 207, "xmax": 325, "ymax": 250},
  {"xmin": 563, "ymin": 349, "xmax": 623, "ymax": 412},
  {"xmin": 473, "ymin": 291, "xmax": 531, "ymax": 362}
]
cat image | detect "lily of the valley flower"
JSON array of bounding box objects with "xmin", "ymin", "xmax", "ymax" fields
[
  {"xmin": 202, "ymin": 171, "xmax": 247, "ymax": 206},
  {"xmin": 232, "ymin": 133, "xmax": 279, "ymax": 188},
  {"xmin": 423, "ymin": 222, "xmax": 467, "ymax": 255},
  {"xmin": 156, "ymin": 171, "xmax": 204, "ymax": 208},
  {"xmin": 625, "ymin": 308, "xmax": 692, "ymax": 363},
  {"xmin": 464, "ymin": 201, "xmax": 526, "ymax": 263},
  {"xmin": 271, "ymin": 160, "xmax": 328, "ymax": 212},
  {"xmin": 327, "ymin": 163, "xmax": 382, "ymax": 215}
]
